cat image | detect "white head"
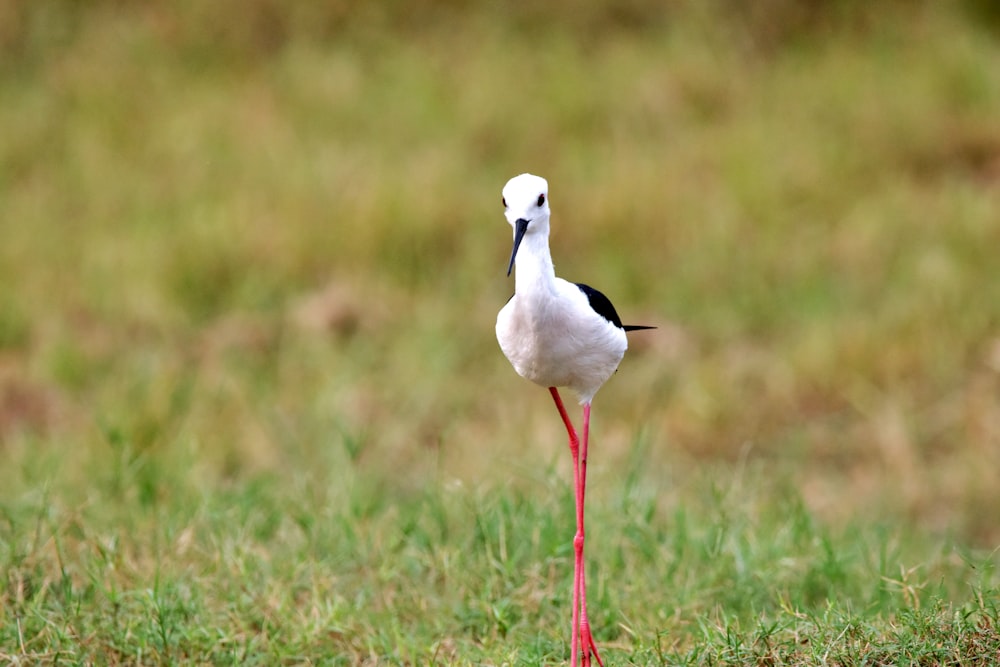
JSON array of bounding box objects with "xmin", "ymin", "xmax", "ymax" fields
[{"xmin": 501, "ymin": 173, "xmax": 551, "ymax": 276}]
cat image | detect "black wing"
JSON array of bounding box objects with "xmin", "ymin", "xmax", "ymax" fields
[
  {"xmin": 575, "ymin": 283, "xmax": 656, "ymax": 332},
  {"xmin": 575, "ymin": 283, "xmax": 624, "ymax": 329}
]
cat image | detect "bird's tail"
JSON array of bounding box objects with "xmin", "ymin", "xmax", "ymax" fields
[{"xmin": 623, "ymin": 325, "xmax": 656, "ymax": 332}]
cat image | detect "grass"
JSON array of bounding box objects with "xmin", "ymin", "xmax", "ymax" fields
[
  {"xmin": 2, "ymin": 0, "xmax": 1000, "ymax": 663},
  {"xmin": 4, "ymin": 452, "xmax": 999, "ymax": 664}
]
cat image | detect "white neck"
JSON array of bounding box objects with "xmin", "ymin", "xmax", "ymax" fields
[{"xmin": 513, "ymin": 227, "xmax": 557, "ymax": 296}]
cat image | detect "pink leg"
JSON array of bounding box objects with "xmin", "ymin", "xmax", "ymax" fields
[
  {"xmin": 548, "ymin": 389, "xmax": 603, "ymax": 667},
  {"xmin": 577, "ymin": 403, "xmax": 604, "ymax": 667},
  {"xmin": 549, "ymin": 388, "xmax": 582, "ymax": 667}
]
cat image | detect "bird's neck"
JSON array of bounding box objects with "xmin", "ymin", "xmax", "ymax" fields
[{"xmin": 514, "ymin": 233, "xmax": 557, "ymax": 296}]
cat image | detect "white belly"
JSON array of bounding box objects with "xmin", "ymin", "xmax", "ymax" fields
[{"xmin": 496, "ymin": 282, "xmax": 627, "ymax": 403}]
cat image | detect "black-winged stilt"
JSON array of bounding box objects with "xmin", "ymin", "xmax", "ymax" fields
[{"xmin": 495, "ymin": 173, "xmax": 653, "ymax": 667}]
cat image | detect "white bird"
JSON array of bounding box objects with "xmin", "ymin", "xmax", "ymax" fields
[{"xmin": 495, "ymin": 173, "xmax": 652, "ymax": 667}]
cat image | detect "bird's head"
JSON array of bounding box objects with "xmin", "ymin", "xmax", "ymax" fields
[{"xmin": 501, "ymin": 173, "xmax": 550, "ymax": 276}]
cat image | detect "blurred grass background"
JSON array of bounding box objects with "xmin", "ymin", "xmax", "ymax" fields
[{"xmin": 1, "ymin": 0, "xmax": 999, "ymax": 663}]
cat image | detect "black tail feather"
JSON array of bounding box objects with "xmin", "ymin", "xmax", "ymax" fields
[{"xmin": 623, "ymin": 325, "xmax": 656, "ymax": 332}]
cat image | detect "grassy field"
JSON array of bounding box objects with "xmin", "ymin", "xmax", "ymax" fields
[{"xmin": 2, "ymin": 1, "xmax": 1000, "ymax": 664}]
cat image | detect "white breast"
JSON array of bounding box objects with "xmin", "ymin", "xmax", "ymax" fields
[{"xmin": 496, "ymin": 278, "xmax": 627, "ymax": 404}]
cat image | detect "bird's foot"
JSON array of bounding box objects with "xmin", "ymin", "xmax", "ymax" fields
[{"xmin": 578, "ymin": 621, "xmax": 604, "ymax": 667}]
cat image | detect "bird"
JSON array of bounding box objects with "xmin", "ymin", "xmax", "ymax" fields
[{"xmin": 495, "ymin": 173, "xmax": 653, "ymax": 667}]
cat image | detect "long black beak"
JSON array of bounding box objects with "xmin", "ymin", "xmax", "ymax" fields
[{"xmin": 506, "ymin": 218, "xmax": 529, "ymax": 276}]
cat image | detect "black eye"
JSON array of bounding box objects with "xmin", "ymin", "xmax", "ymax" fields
[
  {"xmin": 502, "ymin": 197, "xmax": 507, "ymax": 208},
  {"xmin": 537, "ymin": 194, "xmax": 545, "ymax": 207}
]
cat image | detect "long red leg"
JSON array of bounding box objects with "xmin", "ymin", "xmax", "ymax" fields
[
  {"xmin": 548, "ymin": 387, "xmax": 582, "ymax": 667},
  {"xmin": 548, "ymin": 389, "xmax": 603, "ymax": 667},
  {"xmin": 577, "ymin": 403, "xmax": 604, "ymax": 667}
]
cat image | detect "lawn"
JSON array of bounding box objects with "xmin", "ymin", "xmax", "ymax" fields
[{"xmin": 1, "ymin": 1, "xmax": 999, "ymax": 664}]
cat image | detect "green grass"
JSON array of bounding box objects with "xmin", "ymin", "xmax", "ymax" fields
[
  {"xmin": 2, "ymin": 1, "xmax": 1000, "ymax": 664},
  {"xmin": 4, "ymin": 451, "xmax": 999, "ymax": 664}
]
